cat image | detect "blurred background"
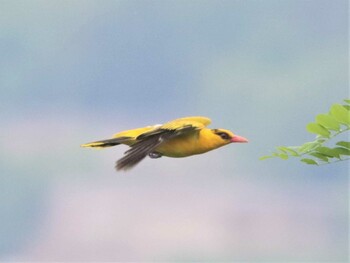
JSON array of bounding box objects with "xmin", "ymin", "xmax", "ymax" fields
[{"xmin": 0, "ymin": 0, "xmax": 348, "ymax": 261}]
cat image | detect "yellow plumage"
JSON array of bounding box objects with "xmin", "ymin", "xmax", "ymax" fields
[{"xmin": 81, "ymin": 116, "xmax": 248, "ymax": 171}]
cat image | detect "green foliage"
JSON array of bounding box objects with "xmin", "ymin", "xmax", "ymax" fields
[{"xmin": 260, "ymin": 99, "xmax": 350, "ymax": 165}]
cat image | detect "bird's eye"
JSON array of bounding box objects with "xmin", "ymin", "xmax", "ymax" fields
[{"xmin": 218, "ymin": 132, "xmax": 230, "ymax": 140}]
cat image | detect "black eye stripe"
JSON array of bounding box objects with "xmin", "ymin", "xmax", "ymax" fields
[{"xmin": 216, "ymin": 132, "xmax": 231, "ymax": 140}]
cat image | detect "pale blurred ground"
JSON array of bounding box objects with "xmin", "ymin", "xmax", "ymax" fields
[{"xmin": 0, "ymin": 0, "xmax": 348, "ymax": 262}]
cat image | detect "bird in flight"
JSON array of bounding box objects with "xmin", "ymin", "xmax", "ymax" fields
[{"xmin": 81, "ymin": 116, "xmax": 248, "ymax": 171}]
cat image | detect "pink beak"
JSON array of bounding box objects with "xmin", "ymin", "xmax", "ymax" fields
[{"xmin": 231, "ymin": 135, "xmax": 248, "ymax": 143}]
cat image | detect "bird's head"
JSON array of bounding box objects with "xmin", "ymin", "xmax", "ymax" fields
[{"xmin": 211, "ymin": 129, "xmax": 248, "ymax": 146}]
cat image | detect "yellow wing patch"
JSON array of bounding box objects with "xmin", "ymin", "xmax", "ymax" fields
[
  {"xmin": 82, "ymin": 116, "xmax": 212, "ymax": 151},
  {"xmin": 161, "ymin": 116, "xmax": 211, "ymax": 131},
  {"xmin": 112, "ymin": 125, "xmax": 161, "ymax": 139},
  {"xmin": 112, "ymin": 116, "xmax": 210, "ymax": 138}
]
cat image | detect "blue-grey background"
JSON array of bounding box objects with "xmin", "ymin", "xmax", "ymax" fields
[{"xmin": 0, "ymin": 0, "xmax": 348, "ymax": 261}]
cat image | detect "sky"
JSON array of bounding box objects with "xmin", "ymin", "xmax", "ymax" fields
[{"xmin": 0, "ymin": 0, "xmax": 348, "ymax": 262}]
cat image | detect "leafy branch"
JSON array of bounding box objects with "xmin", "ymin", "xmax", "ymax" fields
[{"xmin": 260, "ymin": 99, "xmax": 350, "ymax": 165}]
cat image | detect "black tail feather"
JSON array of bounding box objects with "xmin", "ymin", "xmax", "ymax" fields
[{"xmin": 81, "ymin": 136, "xmax": 130, "ymax": 148}]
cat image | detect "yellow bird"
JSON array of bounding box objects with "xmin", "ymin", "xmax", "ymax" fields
[{"xmin": 81, "ymin": 116, "xmax": 248, "ymax": 171}]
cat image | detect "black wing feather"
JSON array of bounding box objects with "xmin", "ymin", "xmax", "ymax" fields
[
  {"xmin": 116, "ymin": 125, "xmax": 198, "ymax": 171},
  {"xmin": 116, "ymin": 135, "xmax": 164, "ymax": 170}
]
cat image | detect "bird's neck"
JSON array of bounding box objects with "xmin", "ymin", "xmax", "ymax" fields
[{"xmin": 198, "ymin": 129, "xmax": 223, "ymax": 152}]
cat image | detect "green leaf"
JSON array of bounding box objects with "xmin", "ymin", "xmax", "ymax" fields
[
  {"xmin": 336, "ymin": 141, "xmax": 350, "ymax": 149},
  {"xmin": 299, "ymin": 141, "xmax": 321, "ymax": 153},
  {"xmin": 344, "ymin": 99, "xmax": 350, "ymax": 104},
  {"xmin": 301, "ymin": 158, "xmax": 318, "ymax": 165},
  {"xmin": 277, "ymin": 146, "xmax": 299, "ymax": 156},
  {"xmin": 333, "ymin": 147, "xmax": 350, "ymax": 156},
  {"xmin": 315, "ymin": 114, "xmax": 340, "ymax": 131},
  {"xmin": 309, "ymin": 152, "xmax": 329, "ymax": 162},
  {"xmin": 315, "ymin": 146, "xmax": 340, "ymax": 159},
  {"xmin": 306, "ymin": 123, "xmax": 330, "ymax": 138},
  {"xmin": 283, "ymin": 147, "xmax": 300, "ymax": 156},
  {"xmin": 330, "ymin": 104, "xmax": 350, "ymax": 125},
  {"xmin": 278, "ymin": 153, "xmax": 289, "ymax": 160},
  {"xmin": 260, "ymin": 155, "xmax": 273, "ymax": 160},
  {"xmin": 316, "ymin": 138, "xmax": 326, "ymax": 143}
]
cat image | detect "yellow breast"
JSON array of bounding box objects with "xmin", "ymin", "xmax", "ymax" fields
[{"xmin": 155, "ymin": 129, "xmax": 225, "ymax": 157}]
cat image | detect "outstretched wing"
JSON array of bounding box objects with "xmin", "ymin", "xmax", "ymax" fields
[
  {"xmin": 116, "ymin": 116, "xmax": 211, "ymax": 170},
  {"xmin": 162, "ymin": 116, "xmax": 211, "ymax": 129},
  {"xmin": 116, "ymin": 133, "xmax": 171, "ymax": 171}
]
